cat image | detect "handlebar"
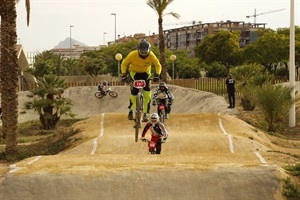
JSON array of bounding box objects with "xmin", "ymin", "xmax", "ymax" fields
[{"xmin": 122, "ymin": 74, "xmax": 157, "ymax": 84}]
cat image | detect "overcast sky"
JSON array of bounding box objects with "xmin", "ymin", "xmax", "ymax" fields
[{"xmin": 16, "ymin": 0, "xmax": 299, "ymax": 53}]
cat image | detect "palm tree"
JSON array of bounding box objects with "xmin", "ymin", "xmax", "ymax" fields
[
  {"xmin": 230, "ymin": 64, "xmax": 272, "ymax": 111},
  {"xmin": 147, "ymin": 0, "xmax": 180, "ymax": 82},
  {"xmin": 0, "ymin": 0, "xmax": 30, "ymax": 155},
  {"xmin": 24, "ymin": 75, "xmax": 74, "ymax": 130},
  {"xmin": 255, "ymin": 83, "xmax": 296, "ymax": 132}
]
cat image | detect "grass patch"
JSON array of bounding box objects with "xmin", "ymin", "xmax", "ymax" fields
[
  {"xmin": 283, "ymin": 177, "xmax": 300, "ymax": 200},
  {"xmin": 283, "ymin": 163, "xmax": 300, "ymax": 199},
  {"xmin": 0, "ymin": 118, "xmax": 82, "ymax": 162}
]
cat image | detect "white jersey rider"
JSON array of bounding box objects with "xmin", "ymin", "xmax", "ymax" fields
[
  {"xmin": 98, "ymin": 80, "xmax": 108, "ymax": 94},
  {"xmin": 152, "ymin": 82, "xmax": 174, "ymax": 119}
]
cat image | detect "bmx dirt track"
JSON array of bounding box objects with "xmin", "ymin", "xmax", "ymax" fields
[{"xmin": 0, "ymin": 84, "xmax": 298, "ymax": 200}]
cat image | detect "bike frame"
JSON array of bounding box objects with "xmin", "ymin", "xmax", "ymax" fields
[
  {"xmin": 132, "ymin": 80, "xmax": 146, "ymax": 142},
  {"xmin": 144, "ymin": 136, "xmax": 163, "ymax": 154},
  {"xmin": 157, "ymin": 103, "xmax": 166, "ymax": 123}
]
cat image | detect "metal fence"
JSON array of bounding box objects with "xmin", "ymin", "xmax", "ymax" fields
[
  {"xmin": 24, "ymin": 76, "xmax": 289, "ymax": 96},
  {"xmin": 21, "ymin": 76, "xmax": 288, "ymax": 96}
]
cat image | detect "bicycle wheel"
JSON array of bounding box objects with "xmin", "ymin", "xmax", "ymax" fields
[
  {"xmin": 159, "ymin": 110, "xmax": 165, "ymax": 123},
  {"xmin": 134, "ymin": 124, "xmax": 139, "ymax": 142},
  {"xmin": 135, "ymin": 92, "xmax": 143, "ymax": 142},
  {"xmin": 94, "ymin": 92, "xmax": 104, "ymax": 98},
  {"xmin": 108, "ymin": 91, "xmax": 118, "ymax": 98},
  {"xmin": 135, "ymin": 109, "xmax": 141, "ymax": 142}
]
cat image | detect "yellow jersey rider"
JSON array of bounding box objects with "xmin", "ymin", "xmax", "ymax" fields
[{"xmin": 121, "ymin": 39, "xmax": 161, "ymax": 122}]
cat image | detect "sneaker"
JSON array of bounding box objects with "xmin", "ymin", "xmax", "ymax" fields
[
  {"xmin": 143, "ymin": 113, "xmax": 148, "ymax": 122},
  {"xmin": 149, "ymin": 149, "xmax": 156, "ymax": 154},
  {"xmin": 128, "ymin": 110, "xmax": 133, "ymax": 120},
  {"xmin": 165, "ymin": 114, "xmax": 169, "ymax": 119}
]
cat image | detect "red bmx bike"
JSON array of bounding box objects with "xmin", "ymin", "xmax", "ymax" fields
[{"xmin": 141, "ymin": 136, "xmax": 165, "ymax": 154}]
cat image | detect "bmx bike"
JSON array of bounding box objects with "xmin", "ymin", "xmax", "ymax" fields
[
  {"xmin": 155, "ymin": 93, "xmax": 169, "ymax": 123},
  {"xmin": 94, "ymin": 88, "xmax": 118, "ymax": 99},
  {"xmin": 132, "ymin": 79, "xmax": 146, "ymax": 142},
  {"xmin": 141, "ymin": 137, "xmax": 165, "ymax": 154}
]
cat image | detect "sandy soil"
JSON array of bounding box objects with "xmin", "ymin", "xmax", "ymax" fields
[{"xmin": 1, "ymin": 84, "xmax": 299, "ymax": 200}]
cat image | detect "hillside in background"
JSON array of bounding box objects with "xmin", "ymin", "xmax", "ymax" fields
[{"xmin": 54, "ymin": 37, "xmax": 87, "ymax": 49}]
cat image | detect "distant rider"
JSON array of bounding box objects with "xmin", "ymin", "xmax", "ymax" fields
[
  {"xmin": 140, "ymin": 113, "xmax": 168, "ymax": 154},
  {"xmin": 152, "ymin": 82, "xmax": 174, "ymax": 119},
  {"xmin": 121, "ymin": 39, "xmax": 161, "ymax": 122},
  {"xmin": 98, "ymin": 80, "xmax": 108, "ymax": 95}
]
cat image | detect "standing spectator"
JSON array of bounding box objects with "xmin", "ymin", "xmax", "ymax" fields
[{"xmin": 225, "ymin": 73, "xmax": 236, "ymax": 108}]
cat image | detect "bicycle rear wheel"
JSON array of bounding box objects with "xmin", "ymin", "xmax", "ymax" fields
[{"xmin": 94, "ymin": 92, "xmax": 104, "ymax": 98}]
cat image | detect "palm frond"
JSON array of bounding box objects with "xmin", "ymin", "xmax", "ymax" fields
[{"xmin": 163, "ymin": 12, "xmax": 180, "ymax": 19}]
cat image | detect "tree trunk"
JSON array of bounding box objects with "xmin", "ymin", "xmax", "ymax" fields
[
  {"xmin": 158, "ymin": 17, "xmax": 167, "ymax": 82},
  {"xmin": 0, "ymin": 1, "xmax": 19, "ymax": 155}
]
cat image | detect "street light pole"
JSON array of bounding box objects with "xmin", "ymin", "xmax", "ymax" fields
[
  {"xmin": 289, "ymin": 0, "xmax": 296, "ymax": 127},
  {"xmin": 170, "ymin": 55, "xmax": 177, "ymax": 84},
  {"xmin": 111, "ymin": 13, "xmax": 116, "ymax": 43},
  {"xmin": 103, "ymin": 32, "xmax": 107, "ymax": 45},
  {"xmin": 70, "ymin": 25, "xmax": 74, "ymax": 58}
]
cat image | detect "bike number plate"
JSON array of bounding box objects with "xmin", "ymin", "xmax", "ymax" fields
[
  {"xmin": 149, "ymin": 141, "xmax": 156, "ymax": 148},
  {"xmin": 133, "ymin": 80, "xmax": 146, "ymax": 89},
  {"xmin": 159, "ymin": 104, "xmax": 165, "ymax": 110}
]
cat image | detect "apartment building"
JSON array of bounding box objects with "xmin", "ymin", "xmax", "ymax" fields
[
  {"xmin": 49, "ymin": 20, "xmax": 266, "ymax": 59},
  {"xmin": 163, "ymin": 20, "xmax": 266, "ymax": 55}
]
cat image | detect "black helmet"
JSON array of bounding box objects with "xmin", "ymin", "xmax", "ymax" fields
[
  {"xmin": 159, "ymin": 82, "xmax": 168, "ymax": 90},
  {"xmin": 138, "ymin": 39, "xmax": 151, "ymax": 57}
]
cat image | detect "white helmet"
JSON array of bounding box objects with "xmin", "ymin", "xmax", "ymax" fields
[{"xmin": 150, "ymin": 113, "xmax": 159, "ymax": 124}]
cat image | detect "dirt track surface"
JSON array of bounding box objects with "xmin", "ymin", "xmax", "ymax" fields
[{"xmin": 0, "ymin": 85, "xmax": 296, "ymax": 200}]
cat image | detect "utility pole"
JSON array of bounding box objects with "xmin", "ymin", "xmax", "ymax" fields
[{"xmin": 70, "ymin": 25, "xmax": 74, "ymax": 58}]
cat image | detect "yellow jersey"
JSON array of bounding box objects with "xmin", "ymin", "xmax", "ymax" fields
[{"xmin": 121, "ymin": 50, "xmax": 162, "ymax": 75}]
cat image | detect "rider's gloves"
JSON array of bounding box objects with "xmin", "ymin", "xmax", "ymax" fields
[
  {"xmin": 153, "ymin": 75, "xmax": 160, "ymax": 83},
  {"xmin": 121, "ymin": 76, "xmax": 127, "ymax": 82},
  {"xmin": 140, "ymin": 137, "xmax": 147, "ymax": 142}
]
